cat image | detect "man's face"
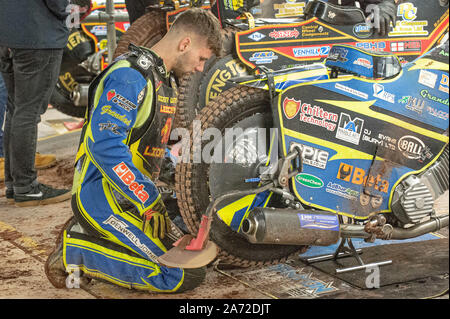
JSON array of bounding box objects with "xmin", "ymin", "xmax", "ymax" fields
[{"xmin": 173, "ymin": 37, "xmax": 213, "ymax": 78}]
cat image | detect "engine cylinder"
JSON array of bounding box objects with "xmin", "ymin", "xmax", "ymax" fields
[{"xmin": 240, "ymin": 207, "xmax": 340, "ymax": 246}]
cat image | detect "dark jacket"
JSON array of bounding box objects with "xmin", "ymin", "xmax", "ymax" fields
[{"xmin": 0, "ymin": 0, "xmax": 70, "ymax": 49}]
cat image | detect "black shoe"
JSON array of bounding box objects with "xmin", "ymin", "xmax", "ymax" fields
[
  {"xmin": 14, "ymin": 183, "xmax": 71, "ymax": 207},
  {"xmin": 6, "ymin": 188, "xmax": 14, "ymax": 205}
]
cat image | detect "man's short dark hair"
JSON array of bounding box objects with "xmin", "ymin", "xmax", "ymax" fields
[{"xmin": 170, "ymin": 8, "xmax": 223, "ymax": 57}]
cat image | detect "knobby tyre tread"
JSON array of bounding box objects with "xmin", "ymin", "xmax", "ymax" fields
[{"xmin": 175, "ymin": 86, "xmax": 309, "ymax": 267}]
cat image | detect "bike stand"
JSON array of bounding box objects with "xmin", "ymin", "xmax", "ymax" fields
[{"xmin": 300, "ymin": 238, "xmax": 392, "ymax": 274}]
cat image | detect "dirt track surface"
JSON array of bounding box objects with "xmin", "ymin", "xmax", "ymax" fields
[
  {"xmin": 0, "ymin": 152, "xmax": 448, "ymax": 300},
  {"xmin": 0, "ymin": 156, "xmax": 270, "ymax": 299}
]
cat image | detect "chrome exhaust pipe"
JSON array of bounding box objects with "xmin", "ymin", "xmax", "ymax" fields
[
  {"xmin": 241, "ymin": 207, "xmax": 448, "ymax": 245},
  {"xmin": 240, "ymin": 207, "xmax": 341, "ymax": 246},
  {"xmin": 340, "ymin": 215, "xmax": 449, "ymax": 240}
]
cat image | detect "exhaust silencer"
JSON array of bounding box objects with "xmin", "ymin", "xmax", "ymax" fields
[{"xmin": 240, "ymin": 207, "xmax": 340, "ymax": 246}]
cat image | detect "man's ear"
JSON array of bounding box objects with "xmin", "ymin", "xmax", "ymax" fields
[{"xmin": 178, "ymin": 36, "xmax": 191, "ymax": 53}]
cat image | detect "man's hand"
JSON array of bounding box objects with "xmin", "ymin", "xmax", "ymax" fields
[
  {"xmin": 375, "ymin": 0, "xmax": 397, "ymax": 36},
  {"xmin": 142, "ymin": 199, "xmax": 171, "ymax": 239}
]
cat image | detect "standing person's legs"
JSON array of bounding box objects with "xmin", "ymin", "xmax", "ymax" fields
[
  {"xmin": 0, "ymin": 46, "xmax": 14, "ymax": 188},
  {"xmin": 0, "ymin": 72, "xmax": 6, "ymax": 183},
  {"xmin": 6, "ymin": 48, "xmax": 63, "ymax": 194},
  {"xmin": 0, "ymin": 73, "xmax": 6, "ymax": 158}
]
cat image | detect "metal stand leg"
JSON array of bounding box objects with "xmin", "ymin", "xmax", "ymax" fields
[{"xmin": 300, "ymin": 238, "xmax": 392, "ymax": 274}]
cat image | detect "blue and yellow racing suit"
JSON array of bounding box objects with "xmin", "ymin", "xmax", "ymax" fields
[{"xmin": 62, "ymin": 46, "xmax": 200, "ymax": 292}]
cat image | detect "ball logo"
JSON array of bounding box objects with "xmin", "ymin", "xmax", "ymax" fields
[
  {"xmin": 398, "ymin": 135, "xmax": 425, "ymax": 159},
  {"xmin": 283, "ymin": 97, "xmax": 301, "ymax": 119}
]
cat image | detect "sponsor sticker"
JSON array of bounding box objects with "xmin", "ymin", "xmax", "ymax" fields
[
  {"xmin": 160, "ymin": 105, "xmax": 176, "ymax": 114},
  {"xmin": 269, "ymin": 28, "xmax": 299, "ymax": 39},
  {"xmin": 291, "ymin": 142, "xmax": 329, "ymax": 169},
  {"xmin": 136, "ymin": 54, "xmax": 152, "ymax": 70},
  {"xmin": 336, "ymin": 162, "xmax": 389, "ymax": 193},
  {"xmin": 420, "ymin": 89, "xmax": 449, "ymax": 106},
  {"xmin": 295, "ymin": 173, "xmax": 324, "ymax": 188},
  {"xmin": 427, "ymin": 106, "xmax": 449, "ymax": 120},
  {"xmin": 143, "ymin": 147, "xmax": 165, "ymax": 158},
  {"xmin": 353, "ymin": 58, "xmax": 373, "ymax": 69},
  {"xmin": 356, "ymin": 41, "xmax": 386, "ymax": 51},
  {"xmin": 248, "ymin": 32, "xmax": 266, "ymax": 41},
  {"xmin": 326, "ymin": 182, "xmax": 359, "ymax": 201},
  {"xmin": 137, "ymin": 88, "xmax": 145, "ymax": 104},
  {"xmin": 101, "ymin": 105, "xmax": 131, "ymax": 126},
  {"xmin": 107, "ymin": 90, "xmax": 138, "ymax": 112},
  {"xmin": 418, "ymin": 70, "xmax": 438, "ymax": 89},
  {"xmin": 328, "ymin": 47, "xmax": 349, "ymax": 63},
  {"xmin": 283, "ymin": 97, "xmax": 301, "ymax": 119},
  {"xmin": 373, "ymin": 84, "xmax": 395, "ymax": 103},
  {"xmin": 335, "ymin": 83, "xmax": 368, "ymax": 99},
  {"xmin": 439, "ymin": 74, "xmax": 449, "ymax": 94},
  {"xmin": 362, "ymin": 130, "xmax": 397, "ymax": 151},
  {"xmin": 292, "ymin": 46, "xmax": 330, "ymax": 58},
  {"xmin": 390, "ymin": 41, "xmax": 421, "ymax": 52},
  {"xmin": 98, "ymin": 121, "xmax": 120, "ymax": 135},
  {"xmin": 298, "ymin": 102, "xmax": 338, "ymax": 131},
  {"xmin": 273, "ymin": 1, "xmax": 306, "ymax": 18},
  {"xmin": 298, "ymin": 213, "xmax": 339, "ymax": 231},
  {"xmin": 160, "ymin": 118, "xmax": 172, "ymax": 144},
  {"xmin": 335, "ymin": 113, "xmax": 364, "ymax": 145},
  {"xmin": 91, "ymin": 25, "xmax": 107, "ymax": 36},
  {"xmin": 249, "ymin": 51, "xmax": 278, "ymax": 64},
  {"xmin": 353, "ymin": 23, "xmax": 373, "ymax": 38},
  {"xmin": 397, "ymin": 135, "xmax": 428, "ymax": 160},
  {"xmin": 113, "ymin": 162, "xmax": 149, "ymax": 203},
  {"xmin": 389, "ymin": 3, "xmax": 429, "ymax": 37},
  {"xmin": 398, "ymin": 96, "xmax": 426, "ymax": 114},
  {"xmin": 103, "ymin": 215, "xmax": 158, "ymax": 262}
]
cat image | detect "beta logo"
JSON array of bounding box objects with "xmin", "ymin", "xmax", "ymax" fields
[
  {"xmin": 113, "ymin": 162, "xmax": 149, "ymax": 204},
  {"xmin": 336, "ymin": 162, "xmax": 389, "ymax": 193}
]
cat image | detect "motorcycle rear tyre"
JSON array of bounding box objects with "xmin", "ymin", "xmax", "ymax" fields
[{"xmin": 175, "ymin": 86, "xmax": 309, "ymax": 267}]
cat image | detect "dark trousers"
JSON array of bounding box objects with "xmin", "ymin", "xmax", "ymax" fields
[
  {"xmin": 0, "ymin": 73, "xmax": 6, "ymax": 157},
  {"xmin": 0, "ymin": 47, "xmax": 63, "ymax": 193}
]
